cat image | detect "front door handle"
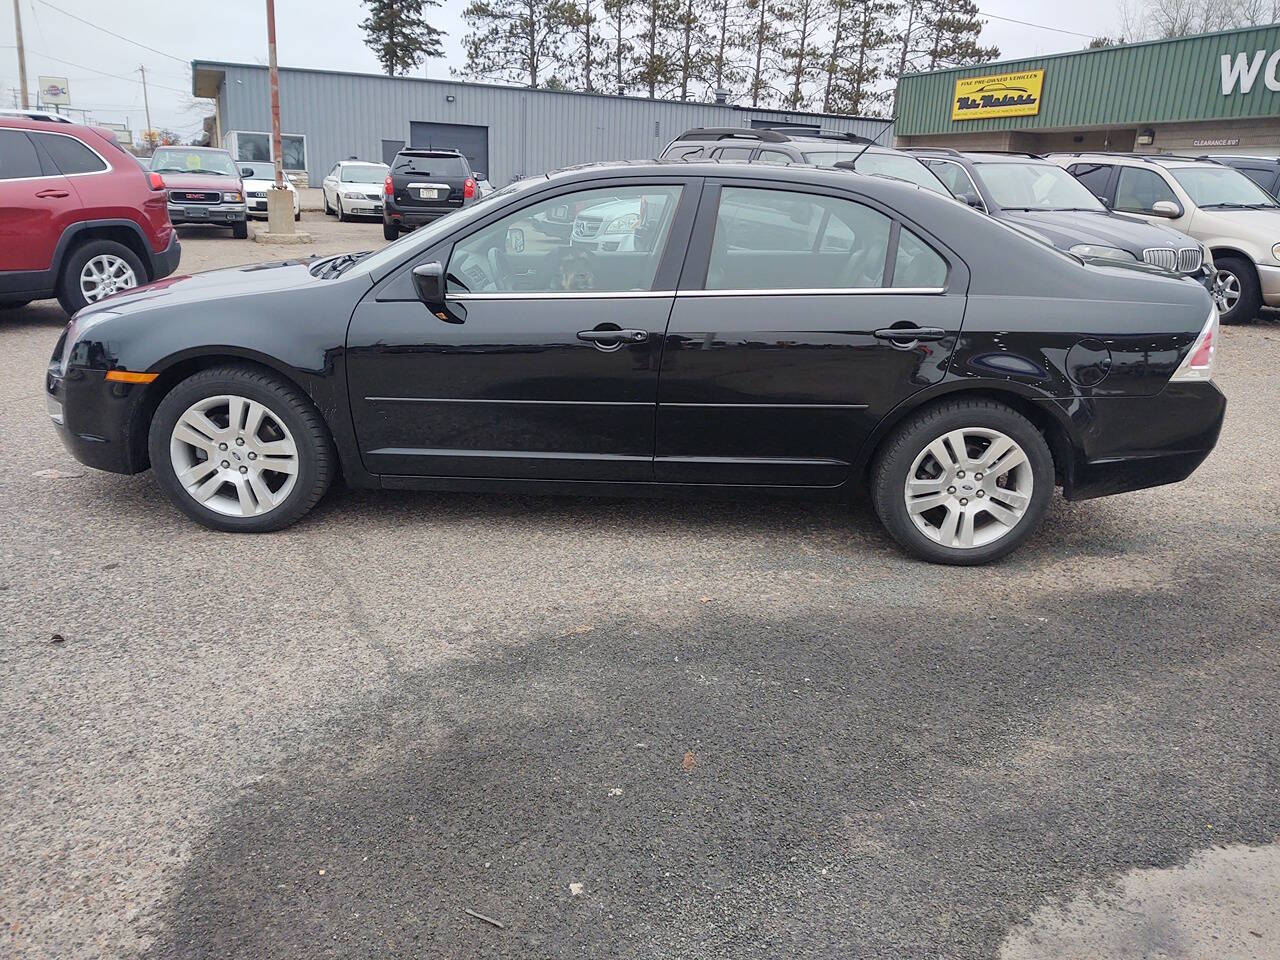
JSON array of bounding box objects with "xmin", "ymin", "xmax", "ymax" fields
[
  {"xmin": 577, "ymin": 328, "xmax": 648, "ymax": 344},
  {"xmin": 874, "ymin": 326, "xmax": 947, "ymax": 344},
  {"xmin": 35, "ymin": 189, "xmax": 70, "ymax": 199}
]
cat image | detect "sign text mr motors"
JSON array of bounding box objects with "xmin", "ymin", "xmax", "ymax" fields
[{"xmin": 951, "ymin": 70, "xmax": 1045, "ymax": 121}]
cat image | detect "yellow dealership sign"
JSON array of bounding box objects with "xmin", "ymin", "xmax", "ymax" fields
[{"xmin": 951, "ymin": 69, "xmax": 1045, "ymax": 120}]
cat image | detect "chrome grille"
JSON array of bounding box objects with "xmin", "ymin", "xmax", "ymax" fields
[
  {"xmin": 168, "ymin": 190, "xmax": 220, "ymax": 205},
  {"xmin": 247, "ymin": 190, "xmax": 267, "ymax": 198},
  {"xmin": 573, "ymin": 216, "xmax": 602, "ymax": 238},
  {"xmin": 1142, "ymin": 247, "xmax": 1203, "ymax": 273}
]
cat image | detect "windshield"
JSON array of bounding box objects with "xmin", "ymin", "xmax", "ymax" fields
[
  {"xmin": 976, "ymin": 162, "xmax": 1106, "ymax": 211},
  {"xmin": 353, "ymin": 177, "xmax": 542, "ymax": 276},
  {"xmin": 151, "ymin": 149, "xmax": 238, "ymax": 177},
  {"xmin": 393, "ymin": 153, "xmax": 466, "ymax": 177},
  {"xmin": 341, "ymin": 164, "xmax": 388, "ymax": 183},
  {"xmin": 1169, "ymin": 166, "xmax": 1278, "ymax": 208},
  {"xmin": 239, "ymin": 161, "xmax": 277, "ymax": 179}
]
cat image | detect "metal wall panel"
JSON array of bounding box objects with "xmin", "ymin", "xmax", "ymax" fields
[
  {"xmin": 200, "ymin": 61, "xmax": 895, "ymax": 185},
  {"xmin": 896, "ymin": 24, "xmax": 1280, "ymax": 137}
]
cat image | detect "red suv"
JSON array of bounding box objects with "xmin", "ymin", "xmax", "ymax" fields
[{"xmin": 0, "ymin": 117, "xmax": 181, "ymax": 315}]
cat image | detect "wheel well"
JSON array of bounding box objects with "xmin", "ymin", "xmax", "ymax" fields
[
  {"xmin": 127, "ymin": 356, "xmax": 329, "ymax": 471},
  {"xmin": 861, "ymin": 388, "xmax": 1073, "ymax": 490},
  {"xmin": 64, "ymin": 225, "xmax": 153, "ymax": 280},
  {"xmin": 1209, "ymin": 247, "xmax": 1256, "ymax": 276}
]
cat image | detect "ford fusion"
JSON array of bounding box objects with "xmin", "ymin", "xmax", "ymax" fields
[{"xmin": 46, "ymin": 162, "xmax": 1225, "ymax": 564}]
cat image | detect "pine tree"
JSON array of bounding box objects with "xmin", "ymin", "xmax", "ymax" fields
[
  {"xmin": 674, "ymin": 0, "xmax": 708, "ymax": 100},
  {"xmin": 460, "ymin": 0, "xmax": 568, "ymax": 87},
  {"xmin": 777, "ymin": 0, "xmax": 825, "ymax": 109},
  {"xmin": 706, "ymin": 0, "xmax": 746, "ymax": 96},
  {"xmin": 922, "ymin": 0, "xmax": 998, "ymax": 70},
  {"xmin": 559, "ymin": 0, "xmax": 603, "ymax": 91},
  {"xmin": 634, "ymin": 0, "xmax": 681, "ymax": 98},
  {"xmin": 602, "ymin": 0, "xmax": 635, "ymax": 93},
  {"xmin": 824, "ymin": 0, "xmax": 897, "ymax": 115},
  {"xmin": 740, "ymin": 0, "xmax": 780, "ymax": 106},
  {"xmin": 360, "ymin": 0, "xmax": 446, "ymax": 76}
]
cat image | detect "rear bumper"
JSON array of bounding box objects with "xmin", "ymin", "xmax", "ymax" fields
[
  {"xmin": 386, "ymin": 204, "xmax": 462, "ymax": 228},
  {"xmin": 1051, "ymin": 381, "xmax": 1227, "ymax": 500},
  {"xmin": 150, "ymin": 230, "xmax": 181, "ymax": 281},
  {"xmin": 1256, "ymin": 262, "xmax": 1280, "ymax": 306},
  {"xmin": 46, "ymin": 364, "xmax": 148, "ymax": 475},
  {"xmin": 167, "ymin": 202, "xmax": 246, "ymax": 226}
]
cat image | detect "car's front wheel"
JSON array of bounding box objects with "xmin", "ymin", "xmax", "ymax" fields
[
  {"xmin": 148, "ymin": 366, "xmax": 335, "ymax": 532},
  {"xmin": 1214, "ymin": 255, "xmax": 1261, "ymax": 324},
  {"xmin": 232, "ymin": 220, "xmax": 249, "ymax": 240},
  {"xmin": 337, "ymin": 197, "xmax": 349, "ymax": 223},
  {"xmin": 871, "ymin": 399, "xmax": 1054, "ymax": 565},
  {"xmin": 323, "ymin": 190, "xmax": 333, "ymax": 215}
]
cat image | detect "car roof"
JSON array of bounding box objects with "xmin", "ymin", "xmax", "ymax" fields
[
  {"xmin": 670, "ymin": 126, "xmax": 880, "ymax": 148},
  {"xmin": 0, "ymin": 108, "xmax": 74, "ymax": 123},
  {"xmin": 1046, "ymin": 152, "xmax": 1221, "ymax": 169},
  {"xmin": 397, "ymin": 148, "xmax": 464, "ymax": 157},
  {"xmin": 338, "ymin": 159, "xmax": 387, "ymax": 165},
  {"xmin": 1206, "ymin": 154, "xmax": 1280, "ymax": 164}
]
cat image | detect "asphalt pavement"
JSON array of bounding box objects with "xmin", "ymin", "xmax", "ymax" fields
[{"xmin": 2, "ymin": 214, "xmax": 1278, "ymax": 959}]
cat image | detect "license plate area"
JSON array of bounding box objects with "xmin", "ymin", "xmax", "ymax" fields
[
  {"xmin": 185, "ymin": 206, "xmax": 209, "ymax": 218},
  {"xmin": 417, "ymin": 188, "xmax": 441, "ymax": 200}
]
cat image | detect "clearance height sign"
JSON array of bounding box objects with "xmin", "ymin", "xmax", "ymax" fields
[{"xmin": 951, "ymin": 69, "xmax": 1045, "ymax": 121}]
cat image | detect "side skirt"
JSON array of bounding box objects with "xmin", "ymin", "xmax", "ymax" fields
[{"xmin": 378, "ymin": 473, "xmax": 853, "ymax": 502}]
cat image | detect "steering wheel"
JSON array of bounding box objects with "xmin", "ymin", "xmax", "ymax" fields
[{"xmin": 487, "ymin": 246, "xmax": 513, "ymax": 291}]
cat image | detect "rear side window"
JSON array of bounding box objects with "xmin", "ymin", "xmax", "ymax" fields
[
  {"xmin": 756, "ymin": 150, "xmax": 794, "ymax": 165},
  {"xmin": 0, "ymin": 130, "xmax": 43, "ymax": 179},
  {"xmin": 1114, "ymin": 167, "xmax": 1177, "ymax": 214},
  {"xmin": 669, "ymin": 146, "xmax": 704, "ymax": 160},
  {"xmin": 1068, "ymin": 163, "xmax": 1113, "ymax": 199},
  {"xmin": 394, "ymin": 153, "xmax": 466, "ymax": 177},
  {"xmin": 32, "ymin": 132, "xmax": 107, "ymax": 175},
  {"xmin": 892, "ymin": 228, "xmax": 948, "ymax": 288},
  {"xmin": 706, "ymin": 186, "xmax": 893, "ymax": 290},
  {"xmin": 712, "ymin": 146, "xmax": 753, "ymax": 161}
]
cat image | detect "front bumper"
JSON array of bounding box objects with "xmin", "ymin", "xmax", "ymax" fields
[
  {"xmin": 167, "ymin": 202, "xmax": 247, "ymax": 226},
  {"xmin": 1052, "ymin": 381, "xmax": 1227, "ymax": 500},
  {"xmin": 337, "ymin": 196, "xmax": 383, "ymax": 215},
  {"xmin": 1256, "ymin": 262, "xmax": 1280, "ymax": 306},
  {"xmin": 46, "ymin": 362, "xmax": 149, "ymax": 475}
]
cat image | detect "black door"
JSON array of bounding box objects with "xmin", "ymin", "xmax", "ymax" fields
[
  {"xmin": 409, "ymin": 121, "xmax": 490, "ymax": 179},
  {"xmin": 346, "ymin": 179, "xmax": 698, "ymax": 480},
  {"xmin": 654, "ymin": 180, "xmax": 967, "ymax": 486},
  {"xmin": 381, "ymin": 139, "xmax": 405, "ymax": 168}
]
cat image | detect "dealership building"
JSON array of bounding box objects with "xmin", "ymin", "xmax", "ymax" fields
[
  {"xmin": 894, "ymin": 24, "xmax": 1280, "ymax": 157},
  {"xmin": 191, "ymin": 60, "xmax": 893, "ymax": 187}
]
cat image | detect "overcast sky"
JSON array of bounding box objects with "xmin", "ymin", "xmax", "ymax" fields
[{"xmin": 2, "ymin": 0, "xmax": 1125, "ymax": 140}]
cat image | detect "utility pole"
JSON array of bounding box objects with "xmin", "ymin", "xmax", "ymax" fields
[
  {"xmin": 260, "ymin": 0, "xmax": 305, "ymax": 239},
  {"xmin": 13, "ymin": 0, "xmax": 29, "ymax": 108},
  {"xmin": 138, "ymin": 65, "xmax": 154, "ymax": 148},
  {"xmin": 266, "ymin": 0, "xmax": 283, "ymax": 189}
]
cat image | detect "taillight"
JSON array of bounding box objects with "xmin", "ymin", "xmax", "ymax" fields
[
  {"xmin": 384, "ymin": 175, "xmax": 394, "ymax": 197},
  {"xmin": 1170, "ymin": 305, "xmax": 1219, "ymax": 382},
  {"xmin": 463, "ymin": 177, "xmax": 476, "ymax": 199},
  {"xmin": 148, "ymin": 172, "xmax": 165, "ymax": 191}
]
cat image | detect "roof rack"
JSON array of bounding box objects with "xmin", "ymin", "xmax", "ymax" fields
[
  {"xmin": 399, "ymin": 146, "xmax": 464, "ymax": 155},
  {"xmin": 1199, "ymin": 153, "xmax": 1280, "ymax": 163},
  {"xmin": 1051, "ymin": 151, "xmax": 1224, "ymax": 165},
  {"xmin": 674, "ymin": 127, "xmax": 788, "ymax": 143},
  {"xmin": 965, "ymin": 150, "xmax": 1045, "ymax": 159},
  {"xmin": 901, "ymin": 145, "xmax": 964, "ymax": 157},
  {"xmin": 755, "ymin": 126, "xmax": 876, "ymax": 145}
]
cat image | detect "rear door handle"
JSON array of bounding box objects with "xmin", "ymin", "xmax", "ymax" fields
[
  {"xmin": 577, "ymin": 328, "xmax": 648, "ymax": 344},
  {"xmin": 35, "ymin": 189, "xmax": 70, "ymax": 199},
  {"xmin": 874, "ymin": 326, "xmax": 947, "ymax": 343}
]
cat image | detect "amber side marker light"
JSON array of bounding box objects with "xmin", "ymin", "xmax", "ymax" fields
[{"xmin": 104, "ymin": 370, "xmax": 159, "ymax": 384}]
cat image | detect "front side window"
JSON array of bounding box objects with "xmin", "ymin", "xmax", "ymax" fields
[
  {"xmin": 976, "ymin": 162, "xmax": 1105, "ymax": 211},
  {"xmin": 706, "ymin": 186, "xmax": 895, "ymax": 290},
  {"xmin": 1168, "ymin": 165, "xmax": 1278, "ymax": 208},
  {"xmin": 32, "ymin": 133, "xmax": 106, "ymax": 175},
  {"xmin": 1114, "ymin": 167, "xmax": 1180, "ymax": 213},
  {"xmin": 0, "ymin": 130, "xmax": 42, "ymax": 179},
  {"xmin": 446, "ymin": 185, "xmax": 683, "ymax": 295},
  {"xmin": 151, "ymin": 148, "xmax": 238, "ymax": 178},
  {"xmin": 1068, "ymin": 163, "xmax": 1113, "ymax": 199}
]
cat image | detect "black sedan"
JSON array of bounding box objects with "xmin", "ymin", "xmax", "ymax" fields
[{"xmin": 46, "ymin": 162, "xmax": 1225, "ymax": 564}]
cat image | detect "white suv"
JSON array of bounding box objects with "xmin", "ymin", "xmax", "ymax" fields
[{"xmin": 1048, "ymin": 153, "xmax": 1280, "ymax": 323}]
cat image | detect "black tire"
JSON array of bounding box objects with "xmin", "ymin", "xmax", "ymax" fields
[
  {"xmin": 870, "ymin": 398, "xmax": 1054, "ymax": 565},
  {"xmin": 56, "ymin": 239, "xmax": 147, "ymax": 315},
  {"xmin": 337, "ymin": 197, "xmax": 350, "ymax": 223},
  {"xmin": 382, "ymin": 220, "xmax": 399, "ymax": 242},
  {"xmin": 323, "ymin": 190, "xmax": 334, "ymax": 215},
  {"xmin": 294, "ymin": 209, "xmax": 301, "ymax": 222},
  {"xmin": 1215, "ymin": 255, "xmax": 1261, "ymax": 324},
  {"xmin": 232, "ymin": 220, "xmax": 249, "ymax": 240},
  {"xmin": 148, "ymin": 365, "xmax": 335, "ymax": 533}
]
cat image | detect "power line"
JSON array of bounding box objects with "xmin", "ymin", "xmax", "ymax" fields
[
  {"xmin": 978, "ymin": 10, "xmax": 1102, "ymax": 40},
  {"xmin": 23, "ymin": 49, "xmax": 190, "ymax": 95},
  {"xmin": 31, "ymin": 0, "xmax": 189, "ymax": 64}
]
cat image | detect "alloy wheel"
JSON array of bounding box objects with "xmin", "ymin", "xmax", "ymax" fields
[
  {"xmin": 903, "ymin": 427, "xmax": 1034, "ymax": 550},
  {"xmin": 169, "ymin": 394, "xmax": 300, "ymax": 518},
  {"xmin": 1215, "ymin": 269, "xmax": 1241, "ymax": 314},
  {"xmin": 80, "ymin": 254, "xmax": 138, "ymax": 303}
]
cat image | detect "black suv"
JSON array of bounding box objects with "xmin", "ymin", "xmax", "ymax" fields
[
  {"xmin": 661, "ymin": 127, "xmax": 953, "ymax": 196},
  {"xmin": 907, "ymin": 148, "xmax": 1212, "ymax": 285},
  {"xmin": 1202, "ymin": 155, "xmax": 1280, "ymax": 198},
  {"xmin": 383, "ymin": 148, "xmax": 480, "ymax": 241}
]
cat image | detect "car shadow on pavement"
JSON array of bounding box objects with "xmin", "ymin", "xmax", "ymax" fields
[{"xmin": 144, "ymin": 569, "xmax": 1280, "ymax": 960}]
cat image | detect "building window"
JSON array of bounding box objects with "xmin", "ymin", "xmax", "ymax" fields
[{"xmin": 226, "ymin": 131, "xmax": 307, "ymax": 171}]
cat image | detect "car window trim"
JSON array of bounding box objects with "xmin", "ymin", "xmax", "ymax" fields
[
  {"xmin": 5, "ymin": 128, "xmax": 112, "ymax": 182},
  {"xmin": 680, "ymin": 177, "xmax": 955, "ymax": 295}
]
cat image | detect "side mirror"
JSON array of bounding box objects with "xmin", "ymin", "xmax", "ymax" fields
[
  {"xmin": 506, "ymin": 227, "xmax": 525, "ymax": 253},
  {"xmin": 963, "ymin": 192, "xmax": 984, "ymax": 210},
  {"xmin": 1151, "ymin": 199, "xmax": 1182, "ymax": 218},
  {"xmin": 240, "ymin": 166, "xmax": 255, "ymax": 177},
  {"xmin": 411, "ymin": 261, "xmax": 446, "ymax": 310}
]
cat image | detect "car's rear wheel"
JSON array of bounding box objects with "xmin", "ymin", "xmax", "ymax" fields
[
  {"xmin": 871, "ymin": 399, "xmax": 1054, "ymax": 565},
  {"xmin": 57, "ymin": 240, "xmax": 145, "ymax": 315},
  {"xmin": 232, "ymin": 220, "xmax": 249, "ymax": 240},
  {"xmin": 148, "ymin": 366, "xmax": 335, "ymax": 533},
  {"xmin": 382, "ymin": 220, "xmax": 399, "ymax": 242},
  {"xmin": 1214, "ymin": 255, "xmax": 1261, "ymax": 324}
]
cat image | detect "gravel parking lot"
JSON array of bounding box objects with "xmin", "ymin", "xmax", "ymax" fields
[{"xmin": 2, "ymin": 214, "xmax": 1278, "ymax": 959}]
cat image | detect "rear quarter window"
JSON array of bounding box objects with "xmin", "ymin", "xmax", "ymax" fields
[{"xmin": 32, "ymin": 132, "xmax": 107, "ymax": 175}]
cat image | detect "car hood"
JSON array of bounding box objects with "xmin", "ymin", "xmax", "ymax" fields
[
  {"xmin": 157, "ymin": 172, "xmax": 242, "ymax": 192},
  {"xmin": 1001, "ymin": 209, "xmax": 1196, "ymax": 252},
  {"xmin": 80, "ymin": 258, "xmax": 338, "ymax": 316},
  {"xmin": 242, "ymin": 177, "xmax": 297, "ymax": 193},
  {"xmin": 1188, "ymin": 206, "xmax": 1280, "ymax": 249}
]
